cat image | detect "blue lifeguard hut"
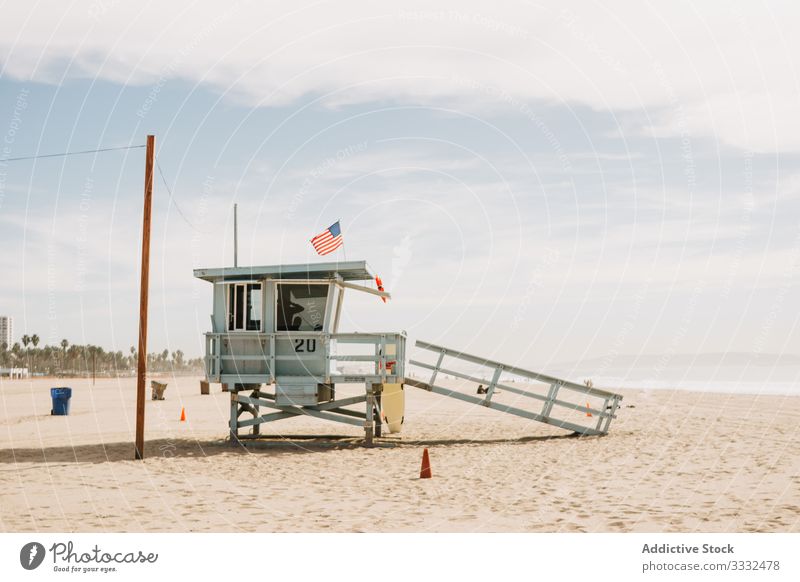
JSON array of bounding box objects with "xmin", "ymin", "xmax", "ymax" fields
[{"xmin": 194, "ymin": 260, "xmax": 403, "ymax": 444}]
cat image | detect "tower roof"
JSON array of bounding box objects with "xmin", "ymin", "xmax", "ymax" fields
[{"xmin": 193, "ymin": 260, "xmax": 373, "ymax": 283}]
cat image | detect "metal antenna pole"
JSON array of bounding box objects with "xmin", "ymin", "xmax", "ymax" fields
[{"xmin": 234, "ymin": 203, "xmax": 238, "ymax": 268}]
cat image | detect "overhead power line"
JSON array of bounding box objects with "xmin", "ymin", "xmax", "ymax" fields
[
  {"xmin": 0, "ymin": 143, "xmax": 146, "ymax": 163},
  {"xmin": 155, "ymin": 155, "xmax": 210, "ymax": 234},
  {"xmin": 1, "ymin": 141, "xmax": 210, "ymax": 234}
]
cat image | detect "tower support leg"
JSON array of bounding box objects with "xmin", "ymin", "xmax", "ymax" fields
[
  {"xmin": 371, "ymin": 383, "xmax": 383, "ymax": 438},
  {"xmin": 252, "ymin": 386, "xmax": 261, "ymax": 436},
  {"xmin": 229, "ymin": 387, "xmax": 239, "ymax": 444},
  {"xmin": 364, "ymin": 383, "xmax": 375, "ymax": 447}
]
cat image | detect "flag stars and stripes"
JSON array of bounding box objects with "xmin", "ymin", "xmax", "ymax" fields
[{"xmin": 310, "ymin": 221, "xmax": 343, "ymax": 256}]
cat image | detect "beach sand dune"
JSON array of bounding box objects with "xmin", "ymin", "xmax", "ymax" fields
[{"xmin": 1, "ymin": 376, "xmax": 798, "ymax": 532}]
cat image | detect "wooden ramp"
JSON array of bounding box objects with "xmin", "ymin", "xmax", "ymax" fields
[{"xmin": 408, "ymin": 340, "xmax": 623, "ymax": 436}]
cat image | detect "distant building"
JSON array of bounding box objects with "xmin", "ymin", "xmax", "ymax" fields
[
  {"xmin": 0, "ymin": 315, "xmax": 12, "ymax": 348},
  {"xmin": 0, "ymin": 367, "xmax": 28, "ymax": 379}
]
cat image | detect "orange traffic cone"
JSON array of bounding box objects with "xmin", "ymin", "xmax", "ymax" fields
[
  {"xmin": 586, "ymin": 402, "xmax": 592, "ymax": 418},
  {"xmin": 180, "ymin": 407, "xmax": 186, "ymax": 422},
  {"xmin": 419, "ymin": 448, "xmax": 432, "ymax": 479}
]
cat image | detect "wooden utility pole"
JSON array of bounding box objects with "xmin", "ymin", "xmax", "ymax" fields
[{"xmin": 134, "ymin": 135, "xmax": 155, "ymax": 460}]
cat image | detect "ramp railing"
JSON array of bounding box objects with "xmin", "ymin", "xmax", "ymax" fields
[{"xmin": 408, "ymin": 340, "xmax": 623, "ymax": 436}]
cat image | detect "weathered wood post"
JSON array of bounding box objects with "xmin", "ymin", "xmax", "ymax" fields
[{"xmin": 134, "ymin": 134, "xmax": 155, "ymax": 461}]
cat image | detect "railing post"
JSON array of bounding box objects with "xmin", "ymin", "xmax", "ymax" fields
[
  {"xmin": 324, "ymin": 333, "xmax": 331, "ymax": 384},
  {"xmin": 380, "ymin": 334, "xmax": 387, "ymax": 383},
  {"xmin": 429, "ymin": 349, "xmax": 446, "ymax": 386},
  {"xmin": 269, "ymin": 333, "xmax": 276, "ymax": 384},
  {"xmin": 595, "ymin": 398, "xmax": 609, "ymax": 432},
  {"xmin": 541, "ymin": 382, "xmax": 559, "ymax": 418},
  {"xmin": 397, "ymin": 333, "xmax": 406, "ymax": 379},
  {"xmin": 602, "ymin": 396, "xmax": 620, "ymax": 434},
  {"xmin": 483, "ymin": 365, "xmax": 503, "ymax": 405},
  {"xmin": 214, "ymin": 336, "xmax": 220, "ymax": 379}
]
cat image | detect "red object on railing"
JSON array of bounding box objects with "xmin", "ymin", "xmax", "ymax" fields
[
  {"xmin": 379, "ymin": 359, "xmax": 397, "ymax": 373},
  {"xmin": 375, "ymin": 276, "xmax": 386, "ymax": 303}
]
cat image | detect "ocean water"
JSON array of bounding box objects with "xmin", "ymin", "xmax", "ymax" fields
[
  {"xmin": 405, "ymin": 355, "xmax": 800, "ymax": 396},
  {"xmin": 549, "ymin": 365, "xmax": 800, "ymax": 395}
]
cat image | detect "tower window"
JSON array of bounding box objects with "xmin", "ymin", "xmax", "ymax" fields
[
  {"xmin": 227, "ymin": 283, "xmax": 262, "ymax": 331},
  {"xmin": 276, "ymin": 283, "xmax": 328, "ymax": 331}
]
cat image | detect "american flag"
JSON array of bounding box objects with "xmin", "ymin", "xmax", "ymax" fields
[{"xmin": 310, "ymin": 221, "xmax": 343, "ymax": 256}]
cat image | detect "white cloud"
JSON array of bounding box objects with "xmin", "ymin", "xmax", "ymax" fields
[{"xmin": 2, "ymin": 1, "xmax": 799, "ymax": 151}]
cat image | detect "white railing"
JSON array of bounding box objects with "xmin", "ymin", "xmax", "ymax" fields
[
  {"xmin": 409, "ymin": 340, "xmax": 623, "ymax": 436},
  {"xmin": 204, "ymin": 331, "xmax": 406, "ymax": 385}
]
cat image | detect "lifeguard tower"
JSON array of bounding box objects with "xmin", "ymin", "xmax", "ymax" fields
[
  {"xmin": 195, "ymin": 260, "xmax": 623, "ymax": 445},
  {"xmin": 194, "ymin": 260, "xmax": 404, "ymax": 444}
]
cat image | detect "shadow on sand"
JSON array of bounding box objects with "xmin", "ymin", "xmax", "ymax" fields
[
  {"xmin": 0, "ymin": 432, "xmax": 587, "ymax": 465},
  {"xmin": 0, "ymin": 438, "xmax": 291, "ymax": 465}
]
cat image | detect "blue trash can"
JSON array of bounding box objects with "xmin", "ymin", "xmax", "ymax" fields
[{"xmin": 50, "ymin": 387, "xmax": 72, "ymax": 416}]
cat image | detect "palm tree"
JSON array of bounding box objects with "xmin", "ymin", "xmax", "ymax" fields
[
  {"xmin": 30, "ymin": 334, "xmax": 39, "ymax": 373},
  {"xmin": 67, "ymin": 344, "xmax": 79, "ymax": 374},
  {"xmin": 9, "ymin": 342, "xmax": 20, "ymax": 371},
  {"xmin": 21, "ymin": 335, "xmax": 30, "ymax": 369},
  {"xmin": 86, "ymin": 345, "xmax": 99, "ymax": 383},
  {"xmin": 60, "ymin": 339, "xmax": 69, "ymax": 374}
]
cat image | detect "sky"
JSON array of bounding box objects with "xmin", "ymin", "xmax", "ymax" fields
[{"xmin": 0, "ymin": 0, "xmax": 799, "ymax": 370}]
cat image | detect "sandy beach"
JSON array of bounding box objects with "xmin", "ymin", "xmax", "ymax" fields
[{"xmin": 1, "ymin": 375, "xmax": 798, "ymax": 532}]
